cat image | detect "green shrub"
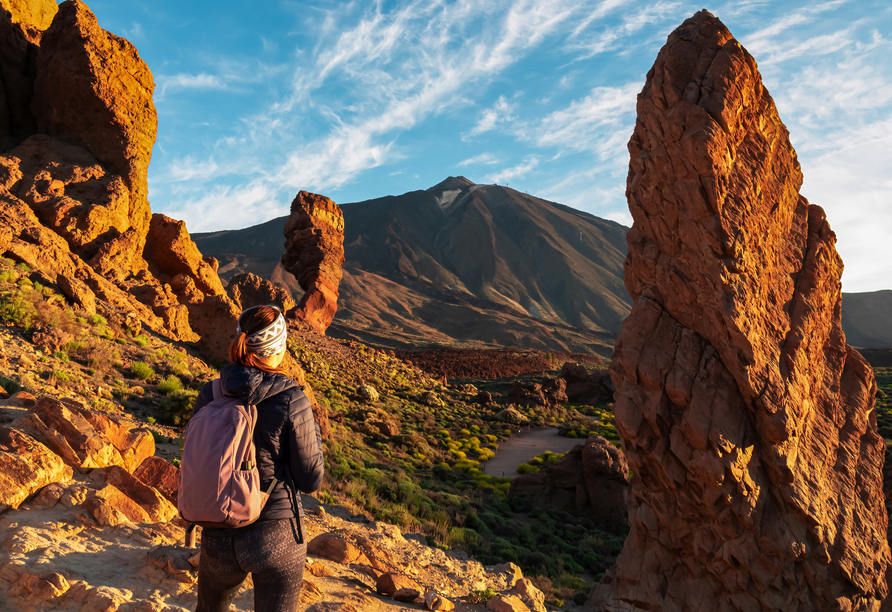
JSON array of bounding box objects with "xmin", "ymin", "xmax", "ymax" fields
[
  {"xmin": 88, "ymin": 314, "xmax": 106, "ymax": 326},
  {"xmin": 516, "ymin": 463, "xmax": 539, "ymax": 474},
  {"xmin": 131, "ymin": 361, "xmax": 155, "ymax": 381},
  {"xmin": 133, "ymin": 334, "xmax": 149, "ymax": 347},
  {"xmin": 146, "ymin": 416, "xmax": 156, "ymax": 424},
  {"xmin": 53, "ymin": 370, "xmax": 70, "ymax": 382},
  {"xmin": 162, "ymin": 389, "xmax": 199, "ymax": 426},
  {"xmin": 0, "ymin": 376, "xmax": 23, "ymax": 394},
  {"xmin": 52, "ymin": 351, "xmax": 69, "ymax": 363},
  {"xmin": 0, "ymin": 289, "xmax": 36, "ymax": 327},
  {"xmin": 158, "ymin": 375, "xmax": 183, "ymax": 395}
]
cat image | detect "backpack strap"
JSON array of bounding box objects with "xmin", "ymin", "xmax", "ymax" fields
[
  {"xmin": 284, "ymin": 465, "xmax": 306, "ymax": 544},
  {"xmin": 211, "ymin": 378, "xmax": 223, "ymax": 401}
]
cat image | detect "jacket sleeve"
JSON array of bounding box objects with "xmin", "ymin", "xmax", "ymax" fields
[
  {"xmin": 287, "ymin": 388, "xmax": 325, "ymax": 494},
  {"xmin": 191, "ymin": 381, "xmax": 214, "ymax": 416}
]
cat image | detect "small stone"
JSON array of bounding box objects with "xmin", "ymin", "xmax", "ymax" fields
[
  {"xmin": 357, "ymin": 385, "xmax": 379, "ymax": 402},
  {"xmin": 376, "ymin": 572, "xmax": 421, "ymax": 597},
  {"xmin": 486, "ymin": 594, "xmax": 530, "ymax": 612},
  {"xmin": 425, "ymin": 590, "xmax": 455, "ymax": 612}
]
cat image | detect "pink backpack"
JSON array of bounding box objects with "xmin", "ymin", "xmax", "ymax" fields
[{"xmin": 178, "ymin": 379, "xmax": 276, "ymax": 528}]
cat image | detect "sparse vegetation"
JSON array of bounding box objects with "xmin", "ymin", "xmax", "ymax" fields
[
  {"xmin": 130, "ymin": 361, "xmax": 155, "ymax": 381},
  {"xmin": 158, "ymin": 375, "xmax": 183, "ymax": 395}
]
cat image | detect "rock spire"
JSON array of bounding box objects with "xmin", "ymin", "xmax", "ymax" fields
[{"xmin": 590, "ymin": 10, "xmax": 889, "ymax": 612}]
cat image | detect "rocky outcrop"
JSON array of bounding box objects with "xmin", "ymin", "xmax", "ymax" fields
[
  {"xmin": 506, "ymin": 377, "xmax": 567, "ymax": 408},
  {"xmin": 26, "ymin": 396, "xmax": 154, "ymax": 473},
  {"xmin": 0, "ymin": 0, "xmax": 238, "ymax": 358},
  {"xmin": 0, "ymin": 0, "xmax": 56, "ymax": 42},
  {"xmin": 0, "ymin": 3, "xmax": 39, "ymax": 150},
  {"xmin": 227, "ymin": 272, "xmax": 296, "ymax": 313},
  {"xmin": 32, "ymin": 0, "xmax": 156, "ymax": 236},
  {"xmin": 559, "ymin": 362, "xmax": 614, "ymax": 405},
  {"xmin": 282, "ymin": 191, "xmax": 345, "ymax": 334},
  {"xmin": 591, "ymin": 11, "xmax": 889, "ymax": 612},
  {"xmin": 509, "ymin": 436, "xmax": 628, "ymax": 529},
  {"xmin": 144, "ymin": 214, "xmax": 225, "ymax": 297},
  {"xmin": 0, "ymin": 426, "xmax": 73, "ymax": 511}
]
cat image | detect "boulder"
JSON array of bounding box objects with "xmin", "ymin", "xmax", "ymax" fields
[
  {"xmin": 486, "ymin": 594, "xmax": 529, "ymax": 612},
  {"xmin": 590, "ymin": 11, "xmax": 889, "ymax": 611},
  {"xmin": 357, "ymin": 385, "xmax": 379, "ymax": 402},
  {"xmin": 133, "ymin": 456, "xmax": 179, "ymax": 504},
  {"xmin": 30, "ymin": 323, "xmax": 72, "ymax": 352},
  {"xmin": 32, "ymin": 0, "xmax": 156, "ymax": 240},
  {"xmin": 560, "ymin": 363, "xmax": 614, "ymax": 404},
  {"xmin": 96, "ymin": 465, "xmax": 177, "ymax": 522},
  {"xmin": 144, "ymin": 214, "xmax": 224, "ymax": 297},
  {"xmin": 376, "ymin": 572, "xmax": 421, "ymax": 597},
  {"xmin": 507, "ymin": 377, "xmax": 567, "ymax": 407},
  {"xmin": 509, "ymin": 579, "xmax": 546, "ymax": 612},
  {"xmin": 226, "ymin": 272, "xmax": 296, "ymax": 312},
  {"xmin": 281, "ymin": 191, "xmax": 345, "ymax": 334},
  {"xmin": 82, "ymin": 482, "xmax": 152, "ymax": 526},
  {"xmin": 0, "ymin": 426, "xmax": 73, "ymax": 511},
  {"xmin": 425, "ymin": 590, "xmax": 455, "ymax": 612},
  {"xmin": 27, "ymin": 396, "xmax": 153, "ymax": 472},
  {"xmin": 307, "ymin": 533, "xmax": 371, "ymax": 566},
  {"xmin": 509, "ymin": 437, "xmax": 628, "ymax": 529},
  {"xmin": 494, "ymin": 408, "xmax": 527, "ymax": 426}
]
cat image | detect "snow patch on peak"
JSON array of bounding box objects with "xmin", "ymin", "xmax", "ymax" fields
[{"xmin": 436, "ymin": 189, "xmax": 462, "ymax": 210}]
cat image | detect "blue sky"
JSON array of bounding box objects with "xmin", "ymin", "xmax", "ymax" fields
[{"xmin": 85, "ymin": 0, "xmax": 892, "ymax": 292}]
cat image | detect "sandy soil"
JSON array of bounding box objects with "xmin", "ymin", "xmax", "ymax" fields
[{"xmin": 483, "ymin": 428, "xmax": 584, "ymax": 479}]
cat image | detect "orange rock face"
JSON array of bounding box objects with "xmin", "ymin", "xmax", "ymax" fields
[
  {"xmin": 591, "ymin": 11, "xmax": 889, "ymax": 612},
  {"xmin": 0, "ymin": 0, "xmax": 56, "ymax": 42},
  {"xmin": 0, "ymin": 426, "xmax": 73, "ymax": 511},
  {"xmin": 32, "ymin": 0, "xmax": 156, "ymax": 235},
  {"xmin": 145, "ymin": 214, "xmax": 225, "ymax": 297},
  {"xmin": 226, "ymin": 272, "xmax": 296, "ymax": 313},
  {"xmin": 282, "ymin": 191, "xmax": 345, "ymax": 334}
]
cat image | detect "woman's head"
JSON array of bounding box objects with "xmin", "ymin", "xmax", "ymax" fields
[{"xmin": 230, "ymin": 305, "xmax": 288, "ymax": 373}]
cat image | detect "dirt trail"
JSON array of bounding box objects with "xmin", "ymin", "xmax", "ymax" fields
[{"xmin": 484, "ymin": 428, "xmax": 583, "ymax": 479}]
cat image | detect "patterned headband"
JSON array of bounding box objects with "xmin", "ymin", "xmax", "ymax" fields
[{"xmin": 237, "ymin": 306, "xmax": 287, "ymax": 357}]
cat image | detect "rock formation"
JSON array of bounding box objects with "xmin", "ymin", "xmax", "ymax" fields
[
  {"xmin": 282, "ymin": 191, "xmax": 345, "ymax": 334},
  {"xmin": 509, "ymin": 436, "xmax": 628, "ymax": 530},
  {"xmin": 0, "ymin": 0, "xmax": 246, "ymax": 363},
  {"xmin": 226, "ymin": 271, "xmax": 296, "ymax": 313},
  {"xmin": 560, "ymin": 362, "xmax": 614, "ymax": 405},
  {"xmin": 0, "ymin": 0, "xmax": 56, "ymax": 43},
  {"xmin": 590, "ymin": 10, "xmax": 889, "ymax": 611}
]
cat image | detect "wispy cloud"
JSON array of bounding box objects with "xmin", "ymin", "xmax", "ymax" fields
[
  {"xmin": 156, "ymin": 73, "xmax": 228, "ymax": 97},
  {"xmin": 529, "ymin": 83, "xmax": 639, "ymax": 156},
  {"xmin": 457, "ymin": 152, "xmax": 501, "ymax": 167},
  {"xmin": 486, "ymin": 156, "xmax": 540, "ymax": 184},
  {"xmin": 464, "ymin": 96, "xmax": 516, "ymax": 139}
]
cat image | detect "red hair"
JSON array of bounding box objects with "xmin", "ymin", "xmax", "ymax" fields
[{"xmin": 229, "ymin": 305, "xmax": 286, "ymax": 374}]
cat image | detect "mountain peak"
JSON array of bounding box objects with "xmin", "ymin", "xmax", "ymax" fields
[
  {"xmin": 427, "ymin": 176, "xmax": 475, "ymax": 193},
  {"xmin": 427, "ymin": 176, "xmax": 475, "ymax": 210}
]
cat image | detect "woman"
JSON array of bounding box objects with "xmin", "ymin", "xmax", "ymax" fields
[{"xmin": 193, "ymin": 304, "xmax": 324, "ymax": 612}]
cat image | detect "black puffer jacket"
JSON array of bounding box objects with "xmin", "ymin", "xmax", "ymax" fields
[{"xmin": 192, "ymin": 364, "xmax": 324, "ymax": 526}]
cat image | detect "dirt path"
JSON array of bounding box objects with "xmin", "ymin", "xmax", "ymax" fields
[{"xmin": 483, "ymin": 428, "xmax": 583, "ymax": 479}]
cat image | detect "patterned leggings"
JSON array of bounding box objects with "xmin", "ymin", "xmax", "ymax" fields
[{"xmin": 196, "ymin": 518, "xmax": 306, "ymax": 612}]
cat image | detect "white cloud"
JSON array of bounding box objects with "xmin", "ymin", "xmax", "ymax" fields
[
  {"xmin": 464, "ymin": 96, "xmax": 516, "ymax": 139},
  {"xmin": 457, "ymin": 152, "xmax": 500, "ymax": 167},
  {"xmin": 156, "ymin": 73, "xmax": 228, "ymax": 97},
  {"xmin": 486, "ymin": 157, "xmax": 540, "ymax": 184},
  {"xmin": 530, "ymin": 83, "xmax": 639, "ymax": 156}
]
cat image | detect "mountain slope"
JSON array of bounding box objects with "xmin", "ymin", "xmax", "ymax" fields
[{"xmin": 193, "ymin": 177, "xmax": 630, "ymax": 354}]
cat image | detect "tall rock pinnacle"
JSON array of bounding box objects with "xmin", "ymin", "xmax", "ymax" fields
[
  {"xmin": 590, "ymin": 10, "xmax": 889, "ymax": 612},
  {"xmin": 282, "ymin": 191, "xmax": 345, "ymax": 334}
]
